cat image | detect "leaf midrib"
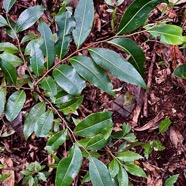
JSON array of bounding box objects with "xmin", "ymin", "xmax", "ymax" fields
[
  {"xmin": 118, "ymin": 0, "xmax": 153, "ymax": 34},
  {"xmin": 89, "ymin": 49, "xmax": 143, "ymax": 87}
]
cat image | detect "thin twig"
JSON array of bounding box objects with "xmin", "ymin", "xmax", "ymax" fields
[{"xmin": 143, "ymin": 51, "xmax": 156, "ymax": 117}]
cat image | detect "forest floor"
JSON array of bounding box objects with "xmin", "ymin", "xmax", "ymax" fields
[{"xmin": 0, "ymin": 0, "xmax": 186, "ymax": 185}]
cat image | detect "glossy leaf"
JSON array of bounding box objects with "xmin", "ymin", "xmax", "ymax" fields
[
  {"xmin": 46, "ymin": 130, "xmax": 67, "ymax": 154},
  {"xmin": 0, "ymin": 53, "xmax": 23, "ymax": 68},
  {"xmin": 3, "ymin": 0, "xmax": 16, "ymax": 13},
  {"xmin": 108, "ymin": 38, "xmax": 145, "ymax": 75},
  {"xmin": 21, "ymin": 34, "xmax": 38, "ymax": 44},
  {"xmin": 164, "ymin": 174, "xmax": 179, "ymax": 186},
  {"xmin": 147, "ymin": 24, "xmax": 186, "ymax": 45},
  {"xmin": 0, "ymin": 79, "xmax": 6, "ymax": 116},
  {"xmin": 55, "ymin": 11, "xmax": 76, "ymax": 59},
  {"xmin": 86, "ymin": 134, "xmax": 108, "ymax": 150},
  {"xmin": 55, "ymin": 91, "xmax": 75, "ymax": 104},
  {"xmin": 122, "ymin": 123, "xmax": 131, "ymax": 136},
  {"xmin": 117, "ymin": 165, "xmax": 129, "ymax": 186},
  {"xmin": 55, "ymin": 145, "xmax": 82, "ymax": 186},
  {"xmin": 58, "ymin": 96, "xmax": 83, "ymax": 114},
  {"xmin": 104, "ymin": 0, "xmax": 114, "ymax": 6},
  {"xmin": 74, "ymin": 111, "xmax": 113, "ymax": 137},
  {"xmin": 0, "ymin": 42, "xmax": 19, "ymax": 53},
  {"xmin": 108, "ymin": 159, "xmax": 119, "ymax": 178},
  {"xmin": 89, "ymin": 157, "xmax": 115, "ymax": 186},
  {"xmin": 15, "ymin": 6, "xmax": 45, "ymax": 32},
  {"xmin": 40, "ymin": 76, "xmax": 57, "ymax": 96},
  {"xmin": 124, "ymin": 133, "xmax": 137, "ymax": 142},
  {"xmin": 118, "ymin": 0, "xmax": 168, "ymax": 34},
  {"xmin": 38, "ymin": 20, "xmax": 55, "ymax": 69},
  {"xmin": 0, "ymin": 15, "xmax": 8, "ymax": 27},
  {"xmin": 159, "ymin": 118, "xmax": 171, "ymax": 133},
  {"xmin": 72, "ymin": 0, "xmax": 94, "ymax": 48},
  {"xmin": 0, "ymin": 59, "xmax": 17, "ymax": 84},
  {"xmin": 35, "ymin": 110, "xmax": 54, "ymax": 137},
  {"xmin": 23, "ymin": 102, "xmax": 46, "ymax": 140},
  {"xmin": 5, "ymin": 90, "xmax": 26, "ymax": 122},
  {"xmin": 174, "ymin": 64, "xmax": 186, "ymax": 79},
  {"xmin": 69, "ymin": 56, "xmax": 115, "ymax": 96},
  {"xmin": 89, "ymin": 48, "xmax": 146, "ymax": 89},
  {"xmin": 52, "ymin": 64, "xmax": 86, "ymax": 95},
  {"xmin": 117, "ymin": 151, "xmax": 143, "ymax": 162},
  {"xmin": 30, "ymin": 42, "xmax": 44, "ymax": 76},
  {"xmin": 124, "ymin": 163, "xmax": 147, "ymax": 178}
]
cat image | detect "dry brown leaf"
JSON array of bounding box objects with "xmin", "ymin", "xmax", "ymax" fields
[
  {"xmin": 135, "ymin": 112, "xmax": 164, "ymax": 131},
  {"xmin": 169, "ymin": 126, "xmax": 184, "ymax": 152}
]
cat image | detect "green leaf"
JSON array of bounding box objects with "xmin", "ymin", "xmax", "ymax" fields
[
  {"xmin": 164, "ymin": 174, "xmax": 179, "ymax": 186},
  {"xmin": 40, "ymin": 76, "xmax": 57, "ymax": 96},
  {"xmin": 72, "ymin": 0, "xmax": 94, "ymax": 48},
  {"xmin": 74, "ymin": 111, "xmax": 113, "ymax": 137},
  {"xmin": 58, "ymin": 96, "xmax": 83, "ymax": 114},
  {"xmin": 89, "ymin": 48, "xmax": 146, "ymax": 89},
  {"xmin": 23, "ymin": 102, "xmax": 46, "ymax": 140},
  {"xmin": 89, "ymin": 157, "xmax": 115, "ymax": 186},
  {"xmin": 30, "ymin": 42, "xmax": 44, "ymax": 77},
  {"xmin": 69, "ymin": 56, "xmax": 115, "ymax": 96},
  {"xmin": 34, "ymin": 110, "xmax": 54, "ymax": 137},
  {"xmin": 15, "ymin": 6, "xmax": 45, "ymax": 32},
  {"xmin": 105, "ymin": 0, "xmax": 114, "ymax": 6},
  {"xmin": 0, "ymin": 79, "xmax": 6, "ymax": 116},
  {"xmin": 46, "ymin": 130, "xmax": 67, "ymax": 154},
  {"xmin": 21, "ymin": 34, "xmax": 38, "ymax": 44},
  {"xmin": 55, "ymin": 145, "xmax": 82, "ymax": 186},
  {"xmin": 122, "ymin": 123, "xmax": 131, "ymax": 136},
  {"xmin": 3, "ymin": 0, "xmax": 16, "ymax": 13},
  {"xmin": 117, "ymin": 165, "xmax": 129, "ymax": 186},
  {"xmin": 5, "ymin": 90, "xmax": 26, "ymax": 122},
  {"xmin": 124, "ymin": 133, "xmax": 137, "ymax": 142},
  {"xmin": 38, "ymin": 20, "xmax": 55, "ymax": 70},
  {"xmin": 117, "ymin": 151, "xmax": 143, "ymax": 162},
  {"xmin": 0, "ymin": 53, "xmax": 23, "ymax": 68},
  {"xmin": 147, "ymin": 24, "xmax": 186, "ymax": 45},
  {"xmin": 52, "ymin": 64, "xmax": 86, "ymax": 95},
  {"xmin": 86, "ymin": 134, "xmax": 108, "ymax": 150},
  {"xmin": 0, "ymin": 59, "xmax": 17, "ymax": 84},
  {"xmin": 108, "ymin": 159, "xmax": 119, "ymax": 178},
  {"xmin": 0, "ymin": 173, "xmax": 11, "ymax": 182},
  {"xmin": 108, "ymin": 38, "xmax": 145, "ymax": 76},
  {"xmin": 0, "ymin": 15, "xmax": 8, "ymax": 27},
  {"xmin": 55, "ymin": 11, "xmax": 75, "ymax": 59},
  {"xmin": 81, "ymin": 172, "xmax": 91, "ymax": 184},
  {"xmin": 37, "ymin": 172, "xmax": 47, "ymax": 182},
  {"xmin": 174, "ymin": 64, "xmax": 186, "ymax": 79},
  {"xmin": 159, "ymin": 118, "xmax": 171, "ymax": 133},
  {"xmin": 0, "ymin": 42, "xmax": 19, "ymax": 53},
  {"xmin": 124, "ymin": 163, "xmax": 147, "ymax": 178},
  {"xmin": 117, "ymin": 0, "xmax": 168, "ymax": 34},
  {"xmin": 143, "ymin": 140, "xmax": 165, "ymax": 159}
]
